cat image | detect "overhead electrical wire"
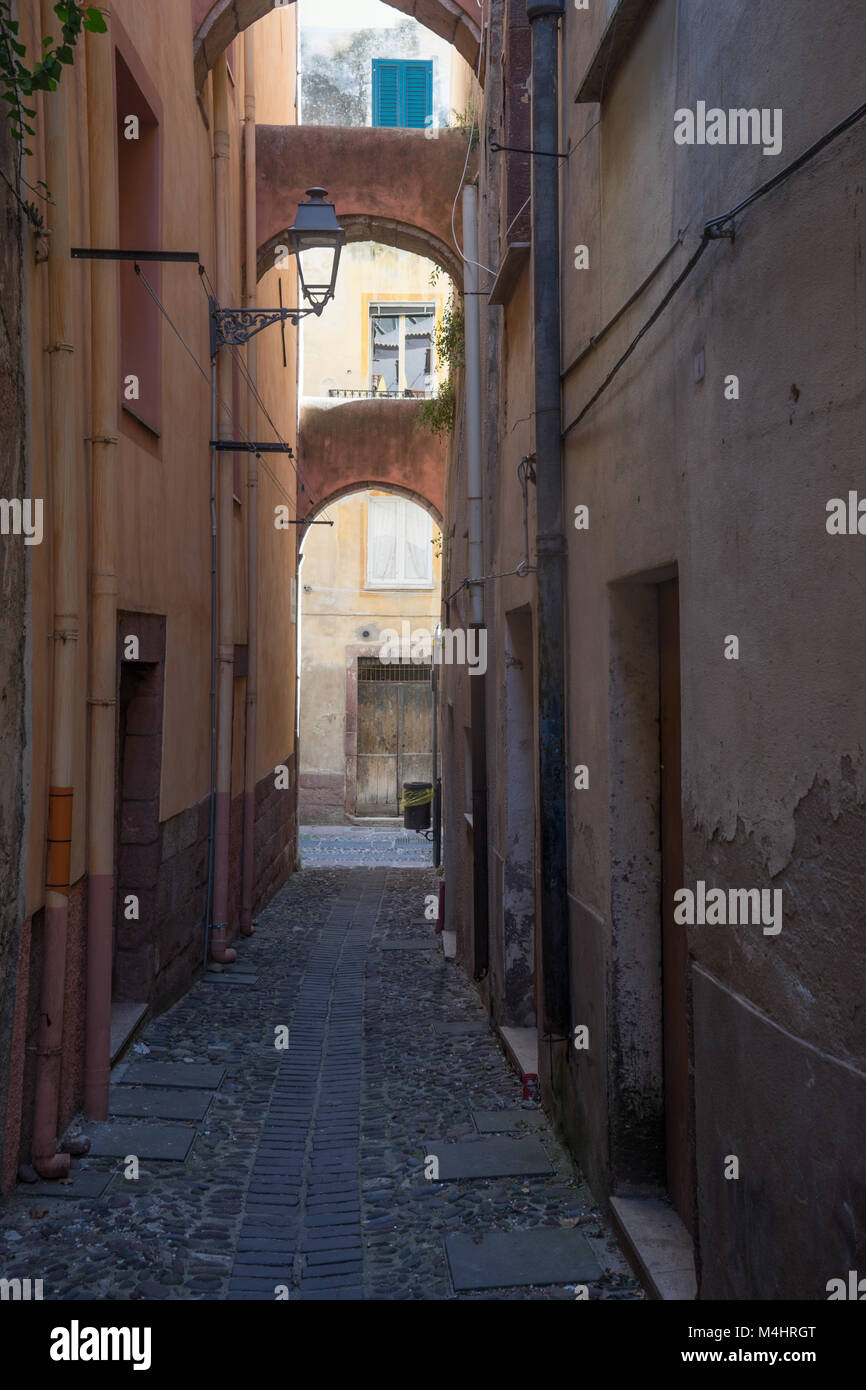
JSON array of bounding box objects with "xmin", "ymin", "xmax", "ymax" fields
[
  {"xmin": 562, "ymin": 93, "xmax": 866, "ymax": 438},
  {"xmin": 229, "ymin": 341, "xmax": 334, "ymax": 527},
  {"xmin": 135, "ymin": 262, "xmax": 270, "ymax": 476},
  {"xmin": 135, "ymin": 261, "xmax": 328, "ymax": 522},
  {"xmin": 196, "ymin": 261, "xmax": 331, "ymax": 522},
  {"xmin": 450, "ymin": 0, "xmax": 496, "ymax": 278}
]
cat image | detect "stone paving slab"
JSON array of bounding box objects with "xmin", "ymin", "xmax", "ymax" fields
[
  {"xmin": 118, "ymin": 1061, "xmax": 225, "ymax": 1090},
  {"xmin": 433, "ymin": 1021, "xmax": 490, "ymax": 1036},
  {"xmin": 445, "ymin": 1228, "xmax": 603, "ymax": 1291},
  {"xmin": 202, "ymin": 973, "xmax": 259, "ymax": 987},
  {"xmin": 81, "ymin": 1121, "xmax": 196, "ymax": 1161},
  {"xmin": 376, "ymin": 938, "xmax": 439, "ymax": 951},
  {"xmin": 423, "ymin": 1136, "xmax": 553, "ymax": 1180},
  {"xmin": 19, "ymin": 1171, "xmax": 114, "ymax": 1199},
  {"xmin": 471, "ymin": 1108, "xmax": 546, "ymax": 1132},
  {"xmin": 109, "ymin": 1087, "xmax": 213, "ymax": 1121}
]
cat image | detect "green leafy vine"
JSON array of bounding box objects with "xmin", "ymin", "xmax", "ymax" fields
[
  {"xmin": 0, "ymin": 1, "xmax": 107, "ymax": 221},
  {"xmin": 417, "ymin": 294, "xmax": 465, "ymax": 438}
]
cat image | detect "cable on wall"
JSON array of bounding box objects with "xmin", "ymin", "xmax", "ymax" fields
[{"xmin": 562, "ymin": 94, "xmax": 866, "ymax": 438}]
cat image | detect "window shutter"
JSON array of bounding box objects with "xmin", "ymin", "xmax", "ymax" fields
[
  {"xmin": 372, "ymin": 59, "xmax": 433, "ymax": 129},
  {"xmin": 373, "ymin": 61, "xmax": 400, "ymax": 127},
  {"xmin": 404, "ymin": 62, "xmax": 432, "ymax": 129}
]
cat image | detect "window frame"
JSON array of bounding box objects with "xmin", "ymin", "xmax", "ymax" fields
[
  {"xmin": 365, "ymin": 495, "xmax": 434, "ymax": 590},
  {"xmin": 368, "ymin": 301, "xmax": 436, "ymax": 397}
]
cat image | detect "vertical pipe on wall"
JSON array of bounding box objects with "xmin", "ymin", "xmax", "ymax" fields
[
  {"xmin": 210, "ymin": 55, "xmax": 237, "ymax": 964},
  {"xmin": 527, "ymin": 0, "xmax": 569, "ymax": 1037},
  {"xmin": 32, "ymin": 0, "xmax": 77, "ymax": 1176},
  {"xmin": 204, "ymin": 363, "xmax": 218, "ymax": 973},
  {"xmin": 84, "ymin": 21, "xmax": 119, "ymax": 1120},
  {"xmin": 432, "ymin": 652, "xmax": 441, "ymax": 869},
  {"xmin": 463, "ymin": 183, "xmax": 490, "ymax": 980},
  {"xmin": 463, "ymin": 186, "xmax": 484, "ymax": 631},
  {"xmin": 240, "ymin": 32, "xmax": 258, "ymax": 937}
]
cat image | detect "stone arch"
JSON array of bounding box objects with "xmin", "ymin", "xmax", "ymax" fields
[
  {"xmin": 193, "ymin": 0, "xmax": 483, "ymax": 92},
  {"xmin": 258, "ymin": 215, "xmax": 461, "ymax": 291},
  {"xmin": 256, "ymin": 125, "xmax": 473, "ymax": 292},
  {"xmin": 297, "ymin": 397, "xmax": 446, "ymax": 525},
  {"xmin": 299, "ymin": 481, "xmax": 443, "ymax": 543}
]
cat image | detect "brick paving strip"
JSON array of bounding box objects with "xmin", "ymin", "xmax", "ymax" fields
[{"xmin": 228, "ymin": 871, "xmax": 384, "ymax": 1301}]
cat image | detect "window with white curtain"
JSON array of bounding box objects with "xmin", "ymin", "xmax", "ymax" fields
[{"xmin": 366, "ymin": 495, "xmax": 433, "ymax": 587}]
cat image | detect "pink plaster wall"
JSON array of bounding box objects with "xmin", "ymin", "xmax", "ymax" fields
[{"xmin": 298, "ymin": 398, "xmax": 445, "ymax": 522}]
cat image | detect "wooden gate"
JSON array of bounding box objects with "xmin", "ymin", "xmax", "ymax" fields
[{"xmin": 356, "ymin": 659, "xmax": 432, "ymax": 815}]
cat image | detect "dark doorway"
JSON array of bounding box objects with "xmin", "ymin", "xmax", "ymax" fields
[
  {"xmin": 659, "ymin": 577, "xmax": 695, "ymax": 1232},
  {"xmin": 501, "ymin": 606, "xmax": 536, "ymax": 1026},
  {"xmin": 114, "ymin": 623, "xmax": 165, "ymax": 1005}
]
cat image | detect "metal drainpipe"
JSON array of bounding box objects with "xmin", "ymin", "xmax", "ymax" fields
[
  {"xmin": 432, "ymin": 649, "xmax": 441, "ymax": 869},
  {"xmin": 32, "ymin": 0, "xmax": 76, "ymax": 1177},
  {"xmin": 240, "ymin": 31, "xmax": 258, "ymax": 938},
  {"xmin": 84, "ymin": 20, "xmax": 119, "ymax": 1121},
  {"xmin": 210, "ymin": 55, "xmax": 237, "ymax": 965},
  {"xmin": 462, "ymin": 183, "xmax": 489, "ymax": 981},
  {"xmin": 527, "ymin": 0, "xmax": 570, "ymax": 1037}
]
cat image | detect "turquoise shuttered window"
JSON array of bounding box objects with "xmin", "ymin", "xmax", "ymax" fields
[{"xmin": 372, "ymin": 59, "xmax": 434, "ymax": 129}]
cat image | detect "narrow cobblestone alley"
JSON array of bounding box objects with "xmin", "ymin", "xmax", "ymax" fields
[{"xmin": 0, "ymin": 860, "xmax": 640, "ymax": 1301}]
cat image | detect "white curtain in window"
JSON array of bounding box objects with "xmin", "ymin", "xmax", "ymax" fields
[
  {"xmin": 403, "ymin": 501, "xmax": 432, "ymax": 581},
  {"xmin": 368, "ymin": 497, "xmax": 398, "ymax": 582}
]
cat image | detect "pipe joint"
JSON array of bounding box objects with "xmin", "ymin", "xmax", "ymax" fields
[
  {"xmin": 535, "ymin": 530, "xmax": 568, "ymax": 556},
  {"xmin": 91, "ymin": 573, "xmax": 119, "ymax": 596}
]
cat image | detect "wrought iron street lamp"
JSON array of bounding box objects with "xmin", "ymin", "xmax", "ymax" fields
[
  {"xmin": 209, "ymin": 187, "xmax": 344, "ymax": 354},
  {"xmin": 287, "ymin": 187, "xmax": 345, "ymax": 313}
]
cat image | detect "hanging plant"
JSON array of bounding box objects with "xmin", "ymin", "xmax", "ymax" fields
[{"xmin": 0, "ymin": 1, "xmax": 107, "ymax": 220}]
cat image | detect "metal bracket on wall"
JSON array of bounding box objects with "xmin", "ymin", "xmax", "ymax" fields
[
  {"xmin": 489, "ymin": 140, "xmax": 568, "ymax": 158},
  {"xmin": 209, "ymin": 441, "xmax": 295, "ymax": 456},
  {"xmin": 71, "ymin": 249, "xmax": 201, "ymax": 262},
  {"xmin": 209, "ymin": 298, "xmax": 315, "ymax": 356}
]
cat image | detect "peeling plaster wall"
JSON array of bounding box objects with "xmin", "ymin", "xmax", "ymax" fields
[
  {"xmin": 557, "ymin": 0, "xmax": 866, "ymax": 1296},
  {"xmin": 446, "ymin": 0, "xmax": 866, "ymax": 1297}
]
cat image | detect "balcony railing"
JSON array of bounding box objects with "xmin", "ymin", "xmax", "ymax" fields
[{"xmin": 327, "ymin": 388, "xmax": 432, "ymax": 399}]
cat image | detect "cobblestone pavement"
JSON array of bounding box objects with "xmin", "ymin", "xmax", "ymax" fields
[
  {"xmin": 0, "ymin": 867, "xmax": 643, "ymax": 1300},
  {"xmin": 299, "ymin": 826, "xmax": 433, "ymax": 868}
]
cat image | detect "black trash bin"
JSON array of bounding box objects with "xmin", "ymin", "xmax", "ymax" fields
[{"xmin": 402, "ymin": 781, "xmax": 433, "ymax": 832}]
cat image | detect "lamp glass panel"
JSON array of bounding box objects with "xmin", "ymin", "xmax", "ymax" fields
[{"xmin": 297, "ymin": 244, "xmax": 337, "ymax": 303}]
